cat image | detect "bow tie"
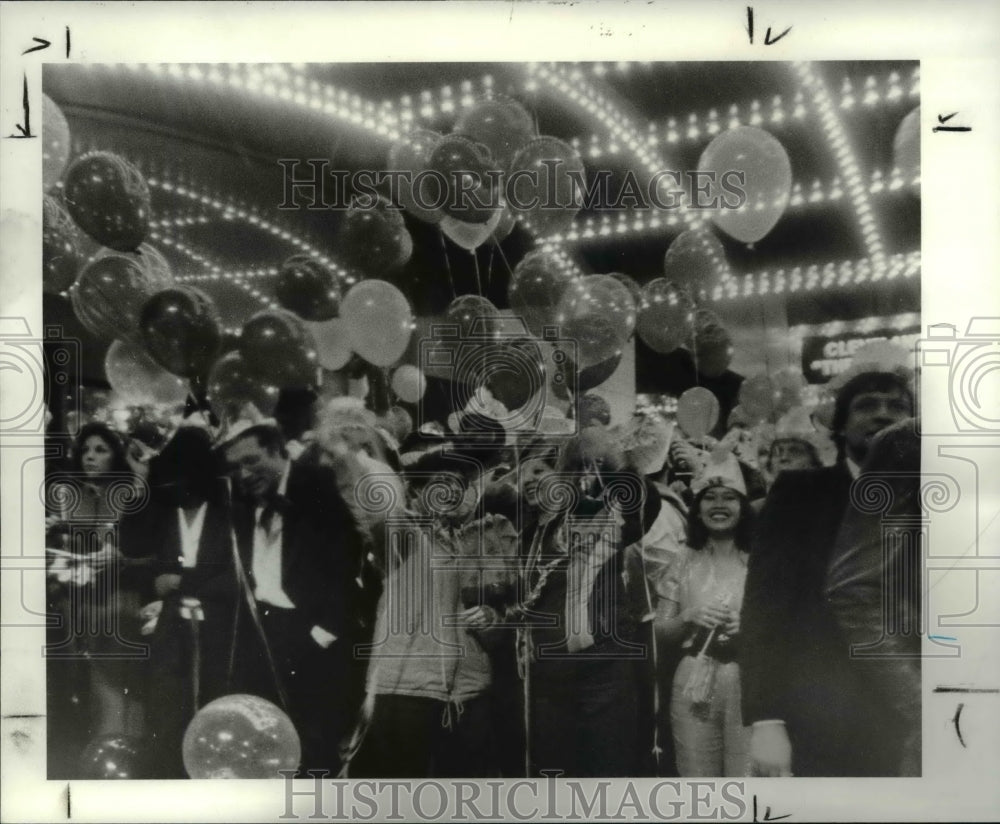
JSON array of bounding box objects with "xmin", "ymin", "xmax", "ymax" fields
[{"xmin": 259, "ymin": 493, "xmax": 291, "ymax": 531}]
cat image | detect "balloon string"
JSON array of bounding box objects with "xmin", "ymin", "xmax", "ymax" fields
[
  {"xmin": 486, "ymin": 242, "xmax": 495, "ymax": 297},
  {"xmin": 492, "ymin": 238, "xmax": 515, "ymax": 278},
  {"xmin": 686, "ymin": 284, "xmax": 700, "ymax": 387},
  {"xmin": 438, "ymin": 230, "xmax": 457, "ymax": 300},
  {"xmin": 472, "ymin": 249, "xmax": 482, "ymax": 297}
]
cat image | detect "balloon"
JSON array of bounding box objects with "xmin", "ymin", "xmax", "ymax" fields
[
  {"xmin": 727, "ymin": 404, "xmax": 752, "ymax": 429},
  {"xmin": 275, "ymin": 254, "xmax": 340, "ymax": 321},
  {"xmin": 662, "ymin": 227, "xmax": 730, "ymax": 297},
  {"xmin": 445, "ymin": 294, "xmax": 501, "ymax": 340},
  {"xmin": 636, "ymin": 278, "xmax": 695, "ymax": 354},
  {"xmin": 893, "ymin": 107, "xmax": 920, "ymax": 190},
  {"xmin": 480, "ymin": 337, "xmax": 545, "ymax": 413},
  {"xmin": 507, "ymin": 248, "xmax": 578, "ymax": 337},
  {"xmin": 454, "ymin": 96, "xmax": 537, "ymax": 170},
  {"xmin": 771, "ymin": 368, "xmax": 807, "ymax": 417},
  {"xmin": 79, "ymin": 734, "xmax": 144, "ymax": 780},
  {"xmin": 341, "ymin": 280, "xmax": 413, "ymax": 367},
  {"xmin": 553, "ymin": 274, "xmax": 635, "ymax": 366},
  {"xmin": 441, "ymin": 208, "xmax": 503, "ymax": 251},
  {"xmin": 609, "ymin": 273, "xmax": 643, "ymax": 319},
  {"xmin": 182, "ymin": 694, "xmax": 300, "ymax": 779},
  {"xmin": 508, "ymin": 136, "xmax": 585, "ymax": 238},
  {"xmin": 552, "ymin": 350, "xmax": 623, "ymax": 400},
  {"xmin": 71, "ymin": 254, "xmax": 163, "ymax": 341},
  {"xmin": 391, "ymin": 365, "xmax": 427, "ymax": 403},
  {"xmin": 42, "ymin": 94, "xmax": 71, "ymax": 192},
  {"xmin": 305, "ymin": 318, "xmax": 353, "ymax": 371},
  {"xmin": 738, "ymin": 374, "xmax": 779, "ymax": 423},
  {"xmin": 383, "ymin": 405, "xmax": 414, "ymax": 443},
  {"xmin": 207, "ymin": 351, "xmax": 280, "ymax": 420},
  {"xmin": 427, "ymin": 134, "xmax": 501, "ymax": 224},
  {"xmin": 492, "ymin": 206, "xmax": 517, "ymax": 243},
  {"xmin": 239, "ymin": 309, "xmax": 318, "ymax": 388},
  {"xmin": 697, "ymin": 126, "xmax": 792, "ymax": 244},
  {"xmin": 42, "ymin": 194, "xmax": 83, "ymax": 294},
  {"xmin": 387, "ymin": 128, "xmax": 445, "ymax": 224},
  {"xmin": 336, "ymin": 196, "xmax": 412, "ymax": 278},
  {"xmin": 62, "ymin": 151, "xmax": 151, "ymax": 251},
  {"xmin": 676, "ymin": 387, "xmax": 721, "ymax": 440},
  {"xmin": 105, "ymin": 338, "xmax": 190, "ymax": 406},
  {"xmin": 140, "ymin": 286, "xmax": 222, "ymax": 377}
]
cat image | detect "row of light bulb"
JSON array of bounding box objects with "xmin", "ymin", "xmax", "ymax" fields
[{"xmin": 790, "ymin": 311, "xmax": 920, "ymax": 339}]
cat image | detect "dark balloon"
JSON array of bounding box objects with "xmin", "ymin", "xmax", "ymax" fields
[
  {"xmin": 552, "ymin": 351, "xmax": 623, "ymax": 400},
  {"xmin": 71, "ymin": 254, "xmax": 162, "ymax": 341},
  {"xmin": 62, "ymin": 151, "xmax": 150, "ymax": 252},
  {"xmin": 336, "ymin": 196, "xmax": 412, "ymax": 278},
  {"xmin": 239, "ymin": 309, "xmax": 318, "ymax": 388},
  {"xmin": 445, "ymin": 294, "xmax": 501, "ymax": 340},
  {"xmin": 78, "ymin": 734, "xmax": 144, "ymax": 780},
  {"xmin": 207, "ymin": 351, "xmax": 281, "ymax": 421},
  {"xmin": 480, "ymin": 337, "xmax": 545, "ymax": 411},
  {"xmin": 453, "ymin": 96, "xmax": 537, "ymax": 171},
  {"xmin": 275, "ymin": 254, "xmax": 340, "ymax": 321},
  {"xmin": 427, "ymin": 134, "xmax": 501, "ymax": 224},
  {"xmin": 42, "ymin": 194, "xmax": 83, "ymax": 294},
  {"xmin": 140, "ymin": 286, "xmax": 222, "ymax": 378}
]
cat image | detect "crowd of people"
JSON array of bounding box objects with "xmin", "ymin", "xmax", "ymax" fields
[{"xmin": 45, "ymin": 357, "xmax": 922, "ymax": 780}]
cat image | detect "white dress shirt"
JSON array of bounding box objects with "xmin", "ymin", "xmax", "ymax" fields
[
  {"xmin": 252, "ymin": 462, "xmax": 296, "ymax": 609},
  {"xmin": 177, "ymin": 503, "xmax": 208, "ymax": 569}
]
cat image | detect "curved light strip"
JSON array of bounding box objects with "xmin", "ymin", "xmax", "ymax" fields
[{"xmin": 792, "ymin": 61, "xmax": 886, "ymax": 264}]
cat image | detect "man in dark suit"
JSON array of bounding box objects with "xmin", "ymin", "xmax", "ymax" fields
[
  {"xmin": 740, "ymin": 366, "xmax": 913, "ymax": 776},
  {"xmin": 221, "ymin": 418, "xmax": 367, "ymax": 774}
]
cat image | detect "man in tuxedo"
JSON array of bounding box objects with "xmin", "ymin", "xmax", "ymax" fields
[
  {"xmin": 222, "ymin": 419, "xmax": 367, "ymax": 774},
  {"xmin": 740, "ymin": 366, "xmax": 913, "ymax": 776}
]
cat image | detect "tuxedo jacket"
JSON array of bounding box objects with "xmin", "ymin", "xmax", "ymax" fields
[
  {"xmin": 231, "ymin": 461, "xmax": 366, "ymax": 643},
  {"xmin": 740, "ymin": 463, "xmax": 903, "ymax": 776}
]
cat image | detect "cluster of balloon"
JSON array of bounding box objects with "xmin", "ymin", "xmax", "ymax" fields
[
  {"xmin": 78, "ymin": 734, "xmax": 144, "ymax": 780},
  {"xmin": 239, "ymin": 309, "xmax": 319, "ymax": 390},
  {"xmin": 636, "ymin": 278, "xmax": 695, "ymax": 354},
  {"xmin": 140, "ymin": 286, "xmax": 222, "ymax": 378},
  {"xmin": 893, "ymin": 107, "xmax": 920, "ymax": 195},
  {"xmin": 697, "ymin": 126, "xmax": 792, "ymax": 245},
  {"xmin": 390, "ymin": 364, "xmax": 427, "ymax": 404},
  {"xmin": 207, "ymin": 350, "xmax": 281, "ymax": 420},
  {"xmin": 388, "ymin": 128, "xmax": 446, "ymax": 225},
  {"xmin": 676, "ymin": 386, "xmax": 721, "ymax": 441},
  {"xmin": 105, "ymin": 338, "xmax": 189, "ymax": 407},
  {"xmin": 340, "ymin": 279, "xmax": 414, "ymax": 367},
  {"xmin": 553, "ymin": 274, "xmax": 636, "ymax": 367},
  {"xmin": 507, "ymin": 248, "xmax": 578, "ymax": 337},
  {"xmin": 454, "ymin": 95, "xmax": 538, "ymax": 172},
  {"xmin": 508, "ymin": 136, "xmax": 586, "ymax": 238},
  {"xmin": 62, "ymin": 151, "xmax": 151, "ymax": 252},
  {"xmin": 688, "ymin": 309, "xmax": 734, "ymax": 378},
  {"xmin": 662, "ymin": 227, "xmax": 731, "ymax": 299},
  {"xmin": 428, "ymin": 134, "xmax": 502, "ymax": 225},
  {"xmin": 42, "ymin": 94, "xmax": 71, "ymax": 192},
  {"xmin": 336, "ymin": 196, "xmax": 412, "ymax": 278},
  {"xmin": 275, "ymin": 254, "xmax": 340, "ymax": 321},
  {"xmin": 42, "ymin": 195, "xmax": 84, "ymax": 294},
  {"xmin": 71, "ymin": 252, "xmax": 170, "ymax": 341},
  {"xmin": 182, "ymin": 694, "xmax": 301, "ymax": 779}
]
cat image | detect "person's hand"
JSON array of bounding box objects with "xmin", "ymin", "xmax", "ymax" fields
[
  {"xmin": 682, "ymin": 602, "xmax": 731, "ymax": 630},
  {"xmin": 457, "ymin": 605, "xmax": 497, "ymax": 632},
  {"xmin": 154, "ymin": 573, "xmax": 182, "ymax": 598},
  {"xmin": 125, "ymin": 440, "xmax": 153, "ymax": 479},
  {"xmin": 723, "ymin": 608, "xmax": 741, "ymax": 636},
  {"xmin": 750, "ymin": 723, "xmax": 793, "ymax": 777},
  {"xmin": 310, "ymin": 625, "xmax": 338, "ymax": 649}
]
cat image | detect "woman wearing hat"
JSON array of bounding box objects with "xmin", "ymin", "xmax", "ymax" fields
[{"xmin": 656, "ymin": 452, "xmax": 755, "ymax": 777}]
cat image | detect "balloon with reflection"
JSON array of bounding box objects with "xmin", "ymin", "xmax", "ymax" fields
[
  {"xmin": 454, "ymin": 96, "xmax": 537, "ymax": 170},
  {"xmin": 491, "ymin": 206, "xmax": 517, "ymax": 243},
  {"xmin": 553, "ymin": 274, "xmax": 635, "ymax": 367},
  {"xmin": 552, "ymin": 350, "xmax": 623, "ymax": 400},
  {"xmin": 677, "ymin": 387, "xmax": 721, "ymax": 440},
  {"xmin": 391, "ymin": 365, "xmax": 427, "ymax": 404},
  {"xmin": 698, "ymin": 126, "xmax": 791, "ymax": 244},
  {"xmin": 78, "ymin": 734, "xmax": 144, "ymax": 780},
  {"xmin": 42, "ymin": 94, "xmax": 71, "ymax": 192},
  {"xmin": 445, "ymin": 294, "xmax": 501, "ymax": 340},
  {"xmin": 340, "ymin": 280, "xmax": 413, "ymax": 367},
  {"xmin": 636, "ymin": 278, "xmax": 695, "ymax": 354},
  {"xmin": 387, "ymin": 128, "xmax": 445, "ymax": 225},
  {"xmin": 140, "ymin": 286, "xmax": 222, "ymax": 378},
  {"xmin": 207, "ymin": 351, "xmax": 280, "ymax": 420},
  {"xmin": 105, "ymin": 338, "xmax": 190, "ymax": 406},
  {"xmin": 893, "ymin": 107, "xmax": 920, "ymax": 194},
  {"xmin": 440, "ymin": 208, "xmax": 502, "ymax": 251},
  {"xmin": 71, "ymin": 254, "xmax": 165, "ymax": 341},
  {"xmin": 182, "ymin": 694, "xmax": 300, "ymax": 779},
  {"xmin": 336, "ymin": 197, "xmax": 412, "ymax": 277},
  {"xmin": 508, "ymin": 136, "xmax": 585, "ymax": 238},
  {"xmin": 428, "ymin": 134, "xmax": 501, "ymax": 224},
  {"xmin": 275, "ymin": 255, "xmax": 340, "ymax": 321},
  {"xmin": 62, "ymin": 151, "xmax": 151, "ymax": 252},
  {"xmin": 507, "ymin": 248, "xmax": 578, "ymax": 337},
  {"xmin": 662, "ymin": 227, "xmax": 730, "ymax": 297},
  {"xmin": 305, "ymin": 318, "xmax": 353, "ymax": 371},
  {"xmin": 43, "ymin": 194, "xmax": 83, "ymax": 294},
  {"xmin": 239, "ymin": 309, "xmax": 318, "ymax": 389}
]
